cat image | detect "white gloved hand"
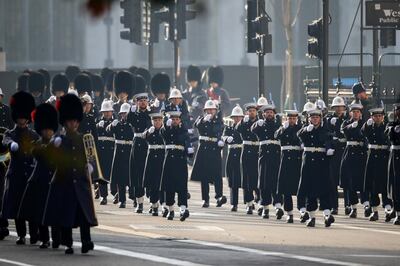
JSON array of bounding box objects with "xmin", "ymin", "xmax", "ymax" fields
[
  {"xmin": 330, "ymin": 117, "xmax": 337, "ymax": 126},
  {"xmin": 10, "ymin": 142, "xmax": 19, "ymax": 152},
  {"xmin": 166, "ymin": 119, "xmax": 172, "ymax": 127},
  {"xmin": 131, "ymin": 105, "xmax": 137, "ymax": 113},
  {"xmin": 112, "ymin": 119, "xmax": 119, "ymax": 127},
  {"xmin": 187, "ymin": 147, "xmax": 194, "ymax": 154},
  {"xmin": 283, "ymin": 121, "xmax": 289, "ymax": 129},
  {"xmin": 217, "ymin": 140, "xmax": 225, "ymax": 147},
  {"xmin": 153, "ymin": 98, "xmax": 160, "ymax": 108},
  {"xmin": 300, "ymin": 143, "xmax": 304, "ymax": 150},
  {"xmin": 306, "ymin": 124, "xmax": 314, "ymax": 132},
  {"xmin": 395, "ymin": 125, "xmax": 400, "ymax": 133},
  {"xmin": 257, "ymin": 119, "xmax": 264, "ymax": 127},
  {"xmin": 204, "ymin": 114, "xmax": 212, "ymax": 122},
  {"xmin": 148, "ymin": 126, "xmax": 155, "ymax": 134},
  {"xmin": 326, "ymin": 149, "xmax": 335, "ymax": 156},
  {"xmin": 98, "ymin": 120, "xmax": 105, "ymax": 128},
  {"xmin": 47, "ymin": 95, "xmax": 56, "ymax": 103},
  {"xmin": 192, "ymin": 101, "xmax": 199, "ymax": 108},
  {"xmin": 367, "ymin": 118, "xmax": 373, "ymax": 126},
  {"xmin": 227, "ymin": 136, "xmax": 234, "ymax": 143},
  {"xmin": 243, "ymin": 115, "xmax": 250, "ymax": 123},
  {"xmin": 188, "ymin": 128, "xmax": 194, "ymax": 134},
  {"xmin": 54, "ymin": 137, "xmax": 62, "ymax": 148},
  {"xmin": 87, "ymin": 163, "xmax": 94, "ymax": 175},
  {"xmin": 351, "ymin": 121, "xmax": 358, "ymax": 128}
]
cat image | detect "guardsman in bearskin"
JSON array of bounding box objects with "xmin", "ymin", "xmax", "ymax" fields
[
  {"xmin": 183, "ymin": 65, "xmax": 207, "ymax": 125},
  {"xmin": 1, "ymin": 91, "xmax": 39, "ymax": 244},
  {"xmin": 28, "ymin": 71, "xmax": 46, "ymax": 105},
  {"xmin": 74, "ymin": 73, "xmax": 92, "ymax": 98},
  {"xmin": 236, "ymin": 103, "xmax": 259, "ymax": 214},
  {"xmin": 143, "ymin": 112, "xmax": 165, "ymax": 216},
  {"xmin": 135, "ymin": 67, "xmax": 152, "ymax": 95},
  {"xmin": 205, "ymin": 66, "xmax": 231, "ymax": 117},
  {"xmin": 165, "ymin": 88, "xmax": 191, "ymax": 130},
  {"xmin": 352, "ymin": 82, "xmax": 372, "ymax": 122},
  {"xmin": 275, "ymin": 110, "xmax": 303, "ymax": 223},
  {"xmin": 46, "ymin": 73, "xmax": 69, "ymax": 106},
  {"xmin": 161, "ymin": 111, "xmax": 193, "ymax": 221},
  {"xmin": 362, "ymin": 108, "xmax": 393, "ymax": 222},
  {"xmin": 340, "ymin": 103, "xmax": 370, "ymax": 219},
  {"xmin": 0, "ymin": 88, "xmax": 14, "ymax": 129},
  {"xmin": 91, "ymin": 74, "xmax": 105, "ymax": 117},
  {"xmin": 17, "ymin": 73, "xmax": 30, "ymax": 92},
  {"xmin": 96, "ymin": 100, "xmax": 115, "ymax": 205},
  {"xmin": 43, "ymin": 94, "xmax": 98, "ymax": 255},
  {"xmin": 386, "ymin": 103, "xmax": 400, "ymax": 225},
  {"xmin": 326, "ymin": 96, "xmax": 348, "ymax": 215},
  {"xmin": 65, "ymin": 65, "xmax": 81, "ymax": 89},
  {"xmin": 18, "ymin": 103, "xmax": 59, "ymax": 249},
  {"xmin": 113, "ymin": 71, "xmax": 133, "ymax": 115},
  {"xmin": 191, "ymin": 99, "xmax": 226, "ymax": 208},
  {"xmin": 150, "ymin": 72, "xmax": 170, "ymax": 113},
  {"xmin": 297, "ymin": 109, "xmax": 335, "ymax": 227},
  {"xmin": 223, "ymin": 105, "xmax": 244, "ymax": 212},
  {"xmin": 107, "ymin": 103, "xmax": 134, "ymax": 208},
  {"xmin": 128, "ymin": 76, "xmax": 152, "ymax": 213}
]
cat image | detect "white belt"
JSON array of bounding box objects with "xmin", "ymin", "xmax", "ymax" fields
[
  {"xmin": 199, "ymin": 136, "xmax": 218, "ymax": 142},
  {"xmin": 304, "ymin": 147, "xmax": 326, "ymax": 153},
  {"xmin": 134, "ymin": 132, "xmax": 145, "ymax": 138},
  {"xmin": 228, "ymin": 144, "xmax": 243, "ymax": 149},
  {"xmin": 347, "ymin": 141, "xmax": 363, "ymax": 146},
  {"xmin": 98, "ymin": 136, "xmax": 115, "ymax": 142},
  {"xmin": 115, "ymin": 140, "xmax": 133, "ymax": 145},
  {"xmin": 368, "ymin": 144, "xmax": 388, "ymax": 150},
  {"xmin": 390, "ymin": 145, "xmax": 400, "ymax": 150},
  {"xmin": 243, "ymin": 140, "xmax": 260, "ymax": 146},
  {"xmin": 148, "ymin": 145, "xmax": 165, "ymax": 150},
  {"xmin": 260, "ymin": 140, "xmax": 280, "ymax": 146},
  {"xmin": 333, "ymin": 137, "xmax": 346, "ymax": 143},
  {"xmin": 165, "ymin": 145, "xmax": 185, "ymax": 151},
  {"xmin": 281, "ymin": 145, "xmax": 302, "ymax": 151}
]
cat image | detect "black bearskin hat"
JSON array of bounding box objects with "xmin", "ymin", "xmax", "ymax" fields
[
  {"xmin": 114, "ymin": 70, "xmax": 134, "ymax": 97},
  {"xmin": 128, "ymin": 65, "xmax": 138, "ymax": 75},
  {"xmin": 9, "ymin": 91, "xmax": 36, "ymax": 122},
  {"xmin": 56, "ymin": 94, "xmax": 83, "ymax": 125},
  {"xmin": 186, "ymin": 65, "xmax": 201, "ymax": 82},
  {"xmin": 28, "ymin": 71, "xmax": 45, "ymax": 94},
  {"xmin": 207, "ymin": 66, "xmax": 224, "ymax": 86},
  {"xmin": 32, "ymin": 103, "xmax": 59, "ymax": 134},
  {"xmin": 352, "ymin": 82, "xmax": 366, "ymax": 95},
  {"xmin": 100, "ymin": 67, "xmax": 113, "ymax": 82},
  {"xmin": 16, "ymin": 73, "xmax": 30, "ymax": 92},
  {"xmin": 134, "ymin": 75, "xmax": 147, "ymax": 95},
  {"xmin": 150, "ymin": 72, "xmax": 170, "ymax": 95},
  {"xmin": 38, "ymin": 69, "xmax": 50, "ymax": 91},
  {"xmin": 51, "ymin": 73, "xmax": 69, "ymax": 94},
  {"xmin": 65, "ymin": 65, "xmax": 81, "ymax": 83},
  {"xmin": 105, "ymin": 71, "xmax": 115, "ymax": 93},
  {"xmin": 135, "ymin": 67, "xmax": 151, "ymax": 88},
  {"xmin": 91, "ymin": 74, "xmax": 104, "ymax": 93},
  {"xmin": 74, "ymin": 73, "xmax": 92, "ymax": 95}
]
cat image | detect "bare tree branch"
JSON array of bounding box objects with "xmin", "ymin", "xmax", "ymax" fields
[{"xmin": 291, "ymin": 0, "xmax": 303, "ymax": 27}]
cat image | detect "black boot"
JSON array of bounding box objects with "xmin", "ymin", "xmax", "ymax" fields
[
  {"xmin": 52, "ymin": 240, "xmax": 60, "ymax": 249},
  {"xmin": 152, "ymin": 207, "xmax": 159, "ymax": 217},
  {"xmin": 231, "ymin": 205, "xmax": 237, "ymax": 212},
  {"xmin": 324, "ymin": 215, "xmax": 335, "ymax": 227},
  {"xmin": 30, "ymin": 233, "xmax": 39, "ymax": 245},
  {"xmin": 306, "ymin": 217, "xmax": 316, "ymax": 227},
  {"xmin": 100, "ymin": 197, "xmax": 107, "ymax": 205},
  {"xmin": 257, "ymin": 207, "xmax": 263, "ymax": 216},
  {"xmin": 262, "ymin": 209, "xmax": 269, "ymax": 219},
  {"xmin": 162, "ymin": 207, "xmax": 169, "ymax": 218},
  {"xmin": 119, "ymin": 201, "xmax": 126, "ymax": 208},
  {"xmin": 349, "ymin": 208, "xmax": 357, "ymax": 218},
  {"xmin": 16, "ymin": 237, "xmax": 26, "ymax": 245},
  {"xmin": 369, "ymin": 211, "xmax": 379, "ymax": 222},
  {"xmin": 167, "ymin": 211, "xmax": 174, "ymax": 221},
  {"xmin": 300, "ymin": 212, "xmax": 309, "ymax": 223},
  {"xmin": 202, "ymin": 201, "xmax": 209, "ymax": 208},
  {"xmin": 180, "ymin": 210, "xmax": 190, "ymax": 222},
  {"xmin": 135, "ymin": 203, "xmax": 143, "ymax": 213},
  {"xmin": 394, "ymin": 216, "xmax": 400, "ymax": 225},
  {"xmin": 331, "ymin": 209, "xmax": 338, "ymax": 215},
  {"xmin": 385, "ymin": 211, "xmax": 396, "ymax": 222},
  {"xmin": 364, "ymin": 206, "xmax": 372, "ymax": 218},
  {"xmin": 344, "ymin": 206, "xmax": 351, "ymax": 215},
  {"xmin": 39, "ymin": 241, "xmax": 50, "ymax": 249},
  {"xmin": 286, "ymin": 215, "xmax": 294, "ymax": 224},
  {"xmin": 65, "ymin": 246, "xmax": 74, "ymax": 255},
  {"xmin": 216, "ymin": 196, "xmax": 227, "ymax": 207},
  {"xmin": 276, "ymin": 208, "xmax": 284, "ymax": 220},
  {"xmin": 113, "ymin": 194, "xmax": 119, "ymax": 204},
  {"xmin": 246, "ymin": 206, "xmax": 253, "ymax": 215},
  {"xmin": 133, "ymin": 200, "xmax": 138, "ymax": 208},
  {"xmin": 81, "ymin": 241, "xmax": 94, "ymax": 254}
]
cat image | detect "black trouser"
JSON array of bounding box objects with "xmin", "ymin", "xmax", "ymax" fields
[
  {"xmin": 306, "ymin": 195, "xmax": 331, "ymax": 212},
  {"xmin": 254, "ymin": 188, "xmax": 261, "ymax": 203},
  {"xmin": 230, "ymin": 188, "xmax": 239, "ymax": 206},
  {"xmin": 60, "ymin": 225, "xmax": 91, "ymax": 248},
  {"xmin": 159, "ymin": 191, "xmax": 166, "ymax": 205},
  {"xmin": 343, "ymin": 188, "xmax": 350, "ymax": 207},
  {"xmin": 15, "ymin": 219, "xmax": 38, "ymax": 239},
  {"xmin": 201, "ymin": 178, "xmax": 223, "ymax": 202},
  {"xmin": 148, "ymin": 188, "xmax": 160, "ymax": 204},
  {"xmin": 166, "ymin": 190, "xmax": 188, "ymax": 207},
  {"xmin": 0, "ymin": 218, "xmax": 8, "ymax": 228},
  {"xmin": 118, "ymin": 183, "xmax": 126, "ymax": 203},
  {"xmin": 347, "ymin": 190, "xmax": 369, "ymax": 206},
  {"xmin": 110, "ymin": 182, "xmax": 118, "ymax": 196},
  {"xmin": 394, "ymin": 199, "xmax": 400, "ymax": 212},
  {"xmin": 331, "ymin": 186, "xmax": 339, "ymax": 210},
  {"xmin": 369, "ymin": 193, "xmax": 392, "ymax": 208},
  {"xmin": 260, "ymin": 189, "xmax": 282, "ymax": 206},
  {"xmin": 283, "ymin": 195, "xmax": 294, "ymax": 212},
  {"xmin": 39, "ymin": 225, "xmax": 49, "ymax": 243},
  {"xmin": 243, "ymin": 188, "xmax": 255, "ymax": 204},
  {"xmin": 134, "ymin": 186, "xmax": 145, "ymax": 199},
  {"xmin": 51, "ymin": 226, "xmax": 60, "ymax": 244},
  {"xmin": 297, "ymin": 195, "xmax": 306, "ymax": 210},
  {"xmin": 99, "ymin": 183, "xmax": 108, "ymax": 198}
]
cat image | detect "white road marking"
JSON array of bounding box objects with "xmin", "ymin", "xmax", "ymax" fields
[
  {"xmin": 0, "ymin": 259, "xmax": 35, "ymax": 266},
  {"xmin": 129, "ymin": 224, "xmax": 224, "ymax": 231},
  {"xmin": 346, "ymin": 254, "xmax": 400, "ymax": 258},
  {"xmin": 335, "ymin": 223, "xmax": 400, "ymax": 236}
]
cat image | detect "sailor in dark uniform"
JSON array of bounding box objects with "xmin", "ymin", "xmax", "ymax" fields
[
  {"xmin": 96, "ymin": 100, "xmax": 115, "ymax": 205},
  {"xmin": 251, "ymin": 103, "xmax": 283, "ymax": 220},
  {"xmin": 191, "ymin": 99, "xmax": 226, "ymax": 208},
  {"xmin": 297, "ymin": 109, "xmax": 335, "ymax": 227},
  {"xmin": 18, "ymin": 103, "xmax": 59, "ymax": 249},
  {"xmin": 386, "ymin": 103, "xmax": 400, "ymax": 225},
  {"xmin": 43, "ymin": 94, "xmax": 98, "ymax": 255},
  {"xmin": 236, "ymin": 103, "xmax": 259, "ymax": 214},
  {"xmin": 1, "ymin": 91, "xmax": 39, "ymax": 244},
  {"xmin": 275, "ymin": 110, "xmax": 303, "ymax": 223},
  {"xmin": 222, "ymin": 105, "xmax": 244, "ymax": 212},
  {"xmin": 150, "ymin": 73, "xmax": 170, "ymax": 113},
  {"xmin": 46, "ymin": 74, "xmax": 69, "ymax": 106},
  {"xmin": 107, "ymin": 103, "xmax": 134, "ymax": 208},
  {"xmin": 340, "ymin": 103, "xmax": 370, "ymax": 219},
  {"xmin": 143, "ymin": 112, "xmax": 165, "ymax": 216},
  {"xmin": 127, "ymin": 76, "xmax": 152, "ymax": 213},
  {"xmin": 165, "ymin": 88, "xmax": 191, "ymax": 130},
  {"xmin": 362, "ymin": 108, "xmax": 393, "ymax": 222},
  {"xmin": 160, "ymin": 111, "xmax": 193, "ymax": 221}
]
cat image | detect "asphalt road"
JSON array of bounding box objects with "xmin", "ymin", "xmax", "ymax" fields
[{"xmin": 1, "ymin": 179, "xmax": 399, "ymax": 266}]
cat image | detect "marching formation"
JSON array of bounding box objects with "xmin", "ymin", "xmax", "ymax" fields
[{"xmin": 0, "ymin": 65, "xmax": 399, "ymax": 256}]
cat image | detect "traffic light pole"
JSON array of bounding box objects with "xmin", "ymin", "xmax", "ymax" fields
[
  {"xmin": 174, "ymin": 40, "xmax": 180, "ymax": 89},
  {"xmin": 322, "ymin": 0, "xmax": 329, "ymax": 104},
  {"xmin": 258, "ymin": 54, "xmax": 264, "ymax": 97},
  {"xmin": 148, "ymin": 43, "xmax": 154, "ymax": 73}
]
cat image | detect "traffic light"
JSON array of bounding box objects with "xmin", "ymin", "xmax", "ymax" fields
[
  {"xmin": 246, "ymin": 0, "xmax": 258, "ymax": 53},
  {"xmin": 246, "ymin": 0, "xmax": 272, "ymax": 55},
  {"xmin": 380, "ymin": 29, "xmax": 396, "ymax": 48},
  {"xmin": 307, "ymin": 18, "xmax": 323, "ymax": 59}
]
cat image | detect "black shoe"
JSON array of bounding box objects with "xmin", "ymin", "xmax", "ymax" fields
[
  {"xmin": 0, "ymin": 228, "xmax": 9, "ymax": 240},
  {"xmin": 30, "ymin": 235, "xmax": 38, "ymax": 245},
  {"xmin": 167, "ymin": 211, "xmax": 174, "ymax": 220},
  {"xmin": 364, "ymin": 206, "xmax": 372, "ymax": 218},
  {"xmin": 306, "ymin": 218, "xmax": 316, "ymax": 227},
  {"xmin": 262, "ymin": 209, "xmax": 269, "ymax": 219},
  {"xmin": 216, "ymin": 196, "xmax": 227, "ymax": 207},
  {"xmin": 276, "ymin": 208, "xmax": 284, "ymax": 220},
  {"xmin": 119, "ymin": 202, "xmax": 126, "ymax": 208},
  {"xmin": 16, "ymin": 237, "xmax": 26, "ymax": 245},
  {"xmin": 331, "ymin": 209, "xmax": 338, "ymax": 215},
  {"xmin": 39, "ymin": 241, "xmax": 50, "ymax": 249},
  {"xmin": 385, "ymin": 211, "xmax": 396, "ymax": 222},
  {"xmin": 52, "ymin": 241, "xmax": 60, "ymax": 249},
  {"xmin": 257, "ymin": 207, "xmax": 263, "ymax": 216},
  {"xmin": 300, "ymin": 212, "xmax": 309, "ymax": 223},
  {"xmin": 113, "ymin": 195, "xmax": 119, "ymax": 204},
  {"xmin": 180, "ymin": 210, "xmax": 190, "ymax": 221},
  {"xmin": 133, "ymin": 200, "xmax": 138, "ymax": 208},
  {"xmin": 369, "ymin": 211, "xmax": 379, "ymax": 221},
  {"xmin": 100, "ymin": 197, "xmax": 107, "ymax": 205},
  {"xmin": 202, "ymin": 201, "xmax": 209, "ymax": 208},
  {"xmin": 231, "ymin": 205, "xmax": 237, "ymax": 212},
  {"xmin": 246, "ymin": 206, "xmax": 253, "ymax": 215},
  {"xmin": 65, "ymin": 247, "xmax": 74, "ymax": 255},
  {"xmin": 187, "ymin": 193, "xmax": 191, "ymax": 200},
  {"xmin": 344, "ymin": 206, "xmax": 351, "ymax": 215},
  {"xmin": 394, "ymin": 216, "xmax": 400, "ymax": 225},
  {"xmin": 324, "ymin": 215, "xmax": 335, "ymax": 227},
  {"xmin": 136, "ymin": 203, "xmax": 143, "ymax": 213},
  {"xmin": 81, "ymin": 241, "xmax": 94, "ymax": 254},
  {"xmin": 162, "ymin": 207, "xmax": 169, "ymax": 218},
  {"xmin": 286, "ymin": 215, "xmax": 294, "ymax": 224},
  {"xmin": 94, "ymin": 189, "xmax": 100, "ymax": 200},
  {"xmin": 251, "ymin": 203, "xmax": 255, "ymax": 210},
  {"xmin": 152, "ymin": 207, "xmax": 159, "ymax": 216},
  {"xmin": 349, "ymin": 209, "xmax": 357, "ymax": 218}
]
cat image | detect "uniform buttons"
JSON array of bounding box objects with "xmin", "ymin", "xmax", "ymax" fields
[
  {"xmin": 311, "ymin": 136, "xmax": 314, "ymax": 138},
  {"xmin": 73, "ymin": 179, "xmax": 77, "ymax": 183},
  {"xmin": 73, "ymin": 168, "xmax": 77, "ymax": 172},
  {"xmin": 311, "ymin": 158, "xmax": 314, "ymax": 161},
  {"xmin": 72, "ymin": 146, "xmax": 76, "ymax": 150}
]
